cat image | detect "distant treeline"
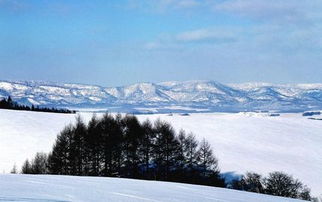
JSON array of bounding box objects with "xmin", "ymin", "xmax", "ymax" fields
[
  {"xmin": 0, "ymin": 96, "xmax": 75, "ymax": 114},
  {"xmin": 230, "ymin": 172, "xmax": 311, "ymax": 201},
  {"xmin": 21, "ymin": 113, "xmax": 312, "ymax": 201}
]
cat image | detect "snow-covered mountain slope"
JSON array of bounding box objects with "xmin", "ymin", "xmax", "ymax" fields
[
  {"xmin": 0, "ymin": 174, "xmax": 307, "ymax": 202},
  {"xmin": 1, "ymin": 80, "xmax": 322, "ymax": 112},
  {"xmin": 0, "ymin": 109, "xmax": 321, "ymax": 196}
]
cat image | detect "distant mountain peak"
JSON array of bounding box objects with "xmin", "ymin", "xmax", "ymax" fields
[{"xmin": 0, "ymin": 80, "xmax": 322, "ymax": 113}]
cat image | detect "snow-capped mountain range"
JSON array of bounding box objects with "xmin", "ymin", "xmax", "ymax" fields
[{"xmin": 0, "ymin": 80, "xmax": 322, "ymax": 113}]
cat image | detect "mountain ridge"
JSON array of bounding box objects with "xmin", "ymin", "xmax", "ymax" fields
[{"xmin": 0, "ymin": 80, "xmax": 322, "ymax": 113}]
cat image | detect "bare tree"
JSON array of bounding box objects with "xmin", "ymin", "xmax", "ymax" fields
[
  {"xmin": 10, "ymin": 164, "xmax": 17, "ymax": 174},
  {"xmin": 197, "ymin": 138, "xmax": 219, "ymax": 177},
  {"xmin": 264, "ymin": 171, "xmax": 311, "ymax": 200}
]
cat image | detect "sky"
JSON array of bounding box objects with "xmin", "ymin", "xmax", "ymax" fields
[{"xmin": 1, "ymin": 0, "xmax": 322, "ymax": 86}]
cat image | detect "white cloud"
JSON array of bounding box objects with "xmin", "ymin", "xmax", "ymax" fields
[
  {"xmin": 144, "ymin": 42, "xmax": 162, "ymax": 50},
  {"xmin": 128, "ymin": 0, "xmax": 322, "ymax": 26},
  {"xmin": 176, "ymin": 0, "xmax": 200, "ymax": 8},
  {"xmin": 176, "ymin": 28, "xmax": 237, "ymax": 42},
  {"xmin": 144, "ymin": 27, "xmax": 241, "ymax": 51},
  {"xmin": 156, "ymin": 0, "xmax": 203, "ymax": 9},
  {"xmin": 126, "ymin": 0, "xmax": 206, "ymax": 12},
  {"xmin": 144, "ymin": 22, "xmax": 322, "ymax": 54},
  {"xmin": 135, "ymin": 0, "xmax": 322, "ymax": 55},
  {"xmin": 214, "ymin": 0, "xmax": 322, "ymax": 25}
]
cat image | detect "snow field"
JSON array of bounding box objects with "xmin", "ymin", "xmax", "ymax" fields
[
  {"xmin": 0, "ymin": 109, "xmax": 321, "ymax": 196},
  {"xmin": 0, "ymin": 174, "xmax": 307, "ymax": 202}
]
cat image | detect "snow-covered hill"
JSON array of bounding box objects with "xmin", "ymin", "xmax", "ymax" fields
[
  {"xmin": 0, "ymin": 174, "xmax": 307, "ymax": 202},
  {"xmin": 1, "ymin": 80, "xmax": 322, "ymax": 113},
  {"xmin": 0, "ymin": 109, "xmax": 321, "ymax": 196}
]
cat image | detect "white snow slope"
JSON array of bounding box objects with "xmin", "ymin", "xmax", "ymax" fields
[
  {"xmin": 0, "ymin": 109, "xmax": 321, "ymax": 197},
  {"xmin": 0, "ymin": 174, "xmax": 306, "ymax": 202}
]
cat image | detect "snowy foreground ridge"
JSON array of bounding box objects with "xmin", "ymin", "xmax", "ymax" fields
[
  {"xmin": 0, "ymin": 174, "xmax": 306, "ymax": 202},
  {"xmin": 1, "ymin": 80, "xmax": 322, "ymax": 112},
  {"xmin": 1, "ymin": 109, "xmax": 321, "ymax": 196}
]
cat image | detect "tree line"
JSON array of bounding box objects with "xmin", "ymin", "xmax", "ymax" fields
[
  {"xmin": 230, "ymin": 172, "xmax": 312, "ymax": 201},
  {"xmin": 21, "ymin": 113, "xmax": 312, "ymax": 201},
  {"xmin": 22, "ymin": 113, "xmax": 225, "ymax": 187},
  {"xmin": 0, "ymin": 96, "xmax": 75, "ymax": 114}
]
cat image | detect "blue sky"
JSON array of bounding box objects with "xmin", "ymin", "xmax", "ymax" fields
[{"xmin": 1, "ymin": 0, "xmax": 322, "ymax": 86}]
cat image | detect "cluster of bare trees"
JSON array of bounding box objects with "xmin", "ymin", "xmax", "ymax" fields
[
  {"xmin": 230, "ymin": 172, "xmax": 311, "ymax": 200},
  {"xmin": 22, "ymin": 114, "xmax": 225, "ymax": 187}
]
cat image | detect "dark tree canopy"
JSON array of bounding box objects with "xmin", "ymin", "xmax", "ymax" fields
[
  {"xmin": 264, "ymin": 171, "xmax": 311, "ymax": 200},
  {"xmin": 0, "ymin": 96, "xmax": 75, "ymax": 114},
  {"xmin": 230, "ymin": 171, "xmax": 311, "ymax": 201},
  {"xmin": 22, "ymin": 152, "xmax": 48, "ymax": 174},
  {"xmin": 232, "ymin": 172, "xmax": 264, "ymax": 193},
  {"xmin": 25, "ymin": 113, "xmax": 225, "ymax": 188}
]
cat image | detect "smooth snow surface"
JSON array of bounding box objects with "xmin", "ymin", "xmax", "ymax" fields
[
  {"xmin": 0, "ymin": 109, "xmax": 321, "ymax": 196},
  {"xmin": 0, "ymin": 174, "xmax": 306, "ymax": 202}
]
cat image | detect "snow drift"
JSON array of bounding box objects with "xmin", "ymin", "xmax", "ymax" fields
[{"xmin": 0, "ymin": 174, "xmax": 307, "ymax": 202}]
